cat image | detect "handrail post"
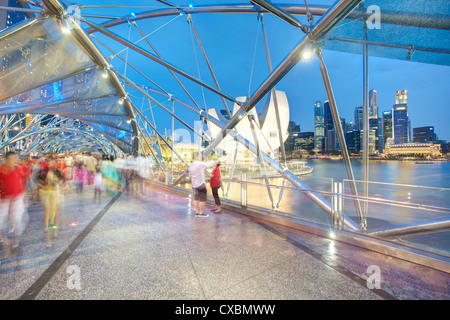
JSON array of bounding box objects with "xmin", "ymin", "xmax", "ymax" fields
[{"xmin": 241, "ymin": 173, "xmax": 247, "ymax": 207}]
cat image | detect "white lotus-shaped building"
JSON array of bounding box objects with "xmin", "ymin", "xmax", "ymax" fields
[{"xmin": 206, "ymin": 90, "xmax": 290, "ymax": 163}]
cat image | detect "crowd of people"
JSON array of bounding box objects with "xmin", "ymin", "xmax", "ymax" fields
[
  {"xmin": 0, "ymin": 152, "xmax": 156, "ymax": 252},
  {"xmin": 0, "ymin": 150, "xmax": 223, "ymax": 256}
]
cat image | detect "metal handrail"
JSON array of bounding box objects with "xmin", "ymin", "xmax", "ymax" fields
[
  {"xmin": 219, "ymin": 177, "xmax": 450, "ymax": 214},
  {"xmin": 342, "ymin": 179, "xmax": 450, "ymax": 192}
]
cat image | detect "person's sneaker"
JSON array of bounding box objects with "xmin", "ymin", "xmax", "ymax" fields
[{"xmin": 195, "ymin": 213, "xmax": 209, "ymax": 218}]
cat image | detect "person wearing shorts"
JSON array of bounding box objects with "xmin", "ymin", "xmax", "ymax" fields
[{"xmin": 188, "ymin": 154, "xmax": 219, "ymax": 217}]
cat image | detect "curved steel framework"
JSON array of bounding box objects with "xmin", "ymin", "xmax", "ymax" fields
[{"xmin": 0, "ymin": 0, "xmax": 449, "ymax": 247}]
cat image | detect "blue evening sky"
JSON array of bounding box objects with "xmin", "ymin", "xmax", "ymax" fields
[{"xmin": 78, "ymin": 0, "xmax": 450, "ymax": 141}]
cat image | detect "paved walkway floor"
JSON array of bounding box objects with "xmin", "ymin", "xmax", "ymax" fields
[{"xmin": 0, "ymin": 185, "xmax": 448, "ymax": 300}]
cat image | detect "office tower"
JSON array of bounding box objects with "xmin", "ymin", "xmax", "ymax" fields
[
  {"xmin": 323, "ymin": 100, "xmax": 334, "ymax": 131},
  {"xmin": 340, "ymin": 117, "xmax": 346, "ymax": 130},
  {"xmin": 323, "ymin": 100, "xmax": 339, "ymax": 152},
  {"xmin": 314, "ymin": 101, "xmax": 325, "ymax": 152},
  {"xmin": 395, "ymin": 89, "xmax": 408, "ymax": 104},
  {"xmin": 413, "ymin": 126, "xmax": 437, "ymax": 143},
  {"xmin": 354, "ymin": 106, "xmax": 363, "ymax": 131},
  {"xmin": 392, "ymin": 90, "xmax": 410, "ymax": 144},
  {"xmin": 284, "ymin": 121, "xmax": 300, "ymax": 154},
  {"xmin": 369, "ymin": 89, "xmax": 378, "ymax": 119},
  {"xmin": 408, "ymin": 118, "xmax": 412, "ymax": 143},
  {"xmin": 288, "ymin": 120, "xmax": 300, "ymax": 134},
  {"xmin": 382, "ymin": 110, "xmax": 393, "ymax": 147},
  {"xmin": 294, "ymin": 132, "xmax": 315, "ymax": 151},
  {"xmin": 345, "ymin": 130, "xmax": 361, "ymax": 154},
  {"xmin": 345, "ymin": 122, "xmax": 353, "ymax": 133},
  {"xmin": 326, "ymin": 128, "xmax": 337, "ymax": 152},
  {"xmin": 378, "ymin": 118, "xmax": 383, "ymax": 152},
  {"xmin": 369, "ymin": 118, "xmax": 379, "ymax": 153},
  {"xmin": 361, "ymin": 130, "xmax": 376, "ymax": 154}
]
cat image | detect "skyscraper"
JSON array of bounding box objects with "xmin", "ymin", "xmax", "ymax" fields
[
  {"xmin": 323, "ymin": 100, "xmax": 334, "ymax": 131},
  {"xmin": 345, "ymin": 122, "xmax": 353, "ymax": 133},
  {"xmin": 395, "ymin": 89, "xmax": 408, "ymax": 104},
  {"xmin": 294, "ymin": 132, "xmax": 314, "ymax": 151},
  {"xmin": 378, "ymin": 118, "xmax": 383, "ymax": 152},
  {"xmin": 354, "ymin": 106, "xmax": 363, "ymax": 132},
  {"xmin": 284, "ymin": 121, "xmax": 300, "ymax": 154},
  {"xmin": 382, "ymin": 110, "xmax": 393, "ymax": 147},
  {"xmin": 323, "ymin": 100, "xmax": 338, "ymax": 152},
  {"xmin": 345, "ymin": 130, "xmax": 361, "ymax": 154},
  {"xmin": 369, "ymin": 89, "xmax": 378, "ymax": 119},
  {"xmin": 413, "ymin": 126, "xmax": 437, "ymax": 143},
  {"xmin": 369, "ymin": 117, "xmax": 380, "ymax": 153},
  {"xmin": 313, "ymin": 101, "xmax": 324, "ymax": 152},
  {"xmin": 392, "ymin": 90, "xmax": 410, "ymax": 144},
  {"xmin": 326, "ymin": 128, "xmax": 337, "ymax": 152}
]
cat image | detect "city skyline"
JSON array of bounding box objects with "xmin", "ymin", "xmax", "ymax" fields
[{"xmin": 291, "ymin": 86, "xmax": 448, "ymax": 146}]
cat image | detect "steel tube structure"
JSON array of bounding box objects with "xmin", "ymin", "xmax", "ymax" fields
[
  {"xmin": 132, "ymin": 22, "xmax": 202, "ymax": 110},
  {"xmin": 324, "ymin": 36, "xmax": 450, "ymax": 55},
  {"xmin": 250, "ymin": 0, "xmax": 308, "ymax": 32},
  {"xmin": 133, "ymin": 84, "xmax": 359, "ymax": 231},
  {"xmin": 82, "ymin": 19, "xmax": 242, "ymax": 106},
  {"xmin": 201, "ymin": 0, "xmax": 362, "ymax": 158},
  {"xmin": 316, "ymin": 47, "xmax": 364, "ymax": 230},
  {"xmin": 189, "ymin": 20, "xmax": 232, "ymax": 117},
  {"xmin": 368, "ymin": 216, "xmax": 450, "ymax": 239},
  {"xmin": 115, "ymin": 72, "xmax": 204, "ymax": 140},
  {"xmin": 199, "ymin": 109, "xmax": 359, "ymax": 231},
  {"xmin": 261, "ymin": 15, "xmax": 287, "ymax": 165},
  {"xmin": 85, "ymin": 4, "xmax": 331, "ymax": 33},
  {"xmin": 42, "ymin": 0, "xmax": 139, "ymax": 154},
  {"xmin": 362, "ymin": 21, "xmax": 369, "ymax": 230},
  {"xmin": 0, "ymin": 6, "xmax": 41, "ymax": 13}
]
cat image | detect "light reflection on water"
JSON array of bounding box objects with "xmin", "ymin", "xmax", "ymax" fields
[{"xmin": 182, "ymin": 159, "xmax": 450, "ymax": 251}]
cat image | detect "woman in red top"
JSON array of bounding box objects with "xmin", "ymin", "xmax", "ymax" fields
[
  {"xmin": 0, "ymin": 152, "xmax": 27, "ymax": 252},
  {"xmin": 209, "ymin": 162, "xmax": 222, "ymax": 213}
]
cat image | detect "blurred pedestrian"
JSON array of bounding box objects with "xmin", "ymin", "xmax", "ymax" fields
[
  {"xmin": 93, "ymin": 166, "xmax": 103, "ymax": 201},
  {"xmin": 38, "ymin": 159, "xmax": 64, "ymax": 246},
  {"xmin": 74, "ymin": 162, "xmax": 87, "ymax": 193},
  {"xmin": 0, "ymin": 152, "xmax": 28, "ymax": 254}
]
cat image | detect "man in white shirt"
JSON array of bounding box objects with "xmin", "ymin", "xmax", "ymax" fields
[{"xmin": 188, "ymin": 153, "xmax": 219, "ymax": 217}]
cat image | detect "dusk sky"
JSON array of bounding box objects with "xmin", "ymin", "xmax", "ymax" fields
[{"xmin": 78, "ymin": 0, "xmax": 450, "ymax": 141}]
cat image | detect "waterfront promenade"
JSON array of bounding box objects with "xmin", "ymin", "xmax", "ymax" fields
[{"xmin": 0, "ymin": 185, "xmax": 448, "ymax": 300}]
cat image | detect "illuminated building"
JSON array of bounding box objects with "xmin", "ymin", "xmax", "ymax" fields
[
  {"xmin": 392, "ymin": 90, "xmax": 410, "ymax": 145},
  {"xmin": 314, "ymin": 101, "xmax": 324, "ymax": 152},
  {"xmin": 382, "ymin": 110, "xmax": 393, "ymax": 147},
  {"xmin": 384, "ymin": 142, "xmax": 441, "ymax": 157},
  {"xmin": 354, "ymin": 106, "xmax": 363, "ymax": 131},
  {"xmin": 294, "ymin": 132, "xmax": 314, "ymax": 151},
  {"xmin": 413, "ymin": 126, "xmax": 436, "ymax": 143},
  {"xmin": 369, "ymin": 89, "xmax": 378, "ymax": 119}
]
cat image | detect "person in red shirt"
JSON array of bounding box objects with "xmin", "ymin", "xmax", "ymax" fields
[
  {"xmin": 208, "ymin": 161, "xmax": 222, "ymax": 214},
  {"xmin": 0, "ymin": 151, "xmax": 27, "ymax": 253}
]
